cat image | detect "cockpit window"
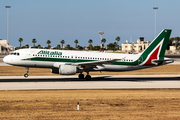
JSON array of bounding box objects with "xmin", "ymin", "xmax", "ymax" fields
[{"xmin": 10, "ymin": 52, "xmax": 20, "ymax": 56}]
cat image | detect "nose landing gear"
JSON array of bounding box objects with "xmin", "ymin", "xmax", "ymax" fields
[{"xmin": 24, "ymin": 67, "xmax": 29, "ymax": 78}]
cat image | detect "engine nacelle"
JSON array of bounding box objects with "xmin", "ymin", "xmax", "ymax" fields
[
  {"xmin": 59, "ymin": 65, "xmax": 77, "ymax": 75},
  {"xmin": 51, "ymin": 65, "xmax": 77, "ymax": 75}
]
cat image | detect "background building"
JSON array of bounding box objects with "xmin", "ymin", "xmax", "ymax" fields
[
  {"xmin": 121, "ymin": 37, "xmax": 151, "ymax": 53},
  {"xmin": 0, "ymin": 39, "xmax": 15, "ymax": 54}
]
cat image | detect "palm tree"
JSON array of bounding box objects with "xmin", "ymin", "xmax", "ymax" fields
[
  {"xmin": 113, "ymin": 42, "xmax": 117, "ymax": 51},
  {"xmin": 18, "ymin": 38, "xmax": 23, "ymax": 48},
  {"xmin": 25, "ymin": 44, "xmax": 29, "ymax": 48},
  {"xmin": 46, "ymin": 40, "xmax": 51, "ymax": 48},
  {"xmin": 32, "ymin": 38, "xmax": 37, "ymax": 48},
  {"xmin": 74, "ymin": 39, "xmax": 78, "ymax": 49},
  {"xmin": 115, "ymin": 36, "xmax": 120, "ymax": 50},
  {"xmin": 37, "ymin": 44, "xmax": 41, "ymax": 49},
  {"xmin": 169, "ymin": 38, "xmax": 174, "ymax": 45},
  {"xmin": 102, "ymin": 38, "xmax": 106, "ymax": 48},
  {"xmin": 57, "ymin": 44, "xmax": 60, "ymax": 49},
  {"xmin": 88, "ymin": 39, "xmax": 93, "ymax": 50},
  {"xmin": 66, "ymin": 44, "xmax": 71, "ymax": 50},
  {"xmin": 60, "ymin": 40, "xmax": 65, "ymax": 49},
  {"xmin": 175, "ymin": 37, "xmax": 180, "ymax": 50}
]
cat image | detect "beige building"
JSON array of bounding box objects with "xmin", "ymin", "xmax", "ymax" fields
[
  {"xmin": 0, "ymin": 40, "xmax": 15, "ymax": 54},
  {"xmin": 121, "ymin": 38, "xmax": 151, "ymax": 53},
  {"xmin": 169, "ymin": 46, "xmax": 176, "ymax": 52},
  {"xmin": 0, "ymin": 40, "xmax": 8, "ymax": 54}
]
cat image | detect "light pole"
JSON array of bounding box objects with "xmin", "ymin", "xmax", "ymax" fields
[
  {"xmin": 99, "ymin": 31, "xmax": 104, "ymax": 52},
  {"xmin": 153, "ymin": 7, "xmax": 158, "ymax": 38},
  {"xmin": 5, "ymin": 6, "xmax": 11, "ymax": 54}
]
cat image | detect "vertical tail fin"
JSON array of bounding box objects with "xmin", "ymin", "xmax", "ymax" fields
[{"xmin": 140, "ymin": 29, "xmax": 172, "ymax": 65}]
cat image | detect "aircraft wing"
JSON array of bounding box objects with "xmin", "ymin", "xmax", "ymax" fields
[{"xmin": 66, "ymin": 58, "xmax": 125, "ymax": 69}]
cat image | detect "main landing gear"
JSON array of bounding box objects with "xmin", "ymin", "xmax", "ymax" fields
[
  {"xmin": 24, "ymin": 67, "xmax": 29, "ymax": 78},
  {"xmin": 78, "ymin": 73, "xmax": 84, "ymax": 79},
  {"xmin": 78, "ymin": 72, "xmax": 91, "ymax": 80},
  {"xmin": 85, "ymin": 75, "xmax": 91, "ymax": 81}
]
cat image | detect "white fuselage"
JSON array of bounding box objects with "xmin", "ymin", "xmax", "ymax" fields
[{"xmin": 3, "ymin": 48, "xmax": 148, "ymax": 71}]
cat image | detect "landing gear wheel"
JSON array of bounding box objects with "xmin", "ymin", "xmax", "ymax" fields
[
  {"xmin": 24, "ymin": 67, "xmax": 29, "ymax": 78},
  {"xmin": 85, "ymin": 75, "xmax": 91, "ymax": 80},
  {"xmin": 78, "ymin": 74, "xmax": 84, "ymax": 79},
  {"xmin": 24, "ymin": 73, "xmax": 28, "ymax": 78}
]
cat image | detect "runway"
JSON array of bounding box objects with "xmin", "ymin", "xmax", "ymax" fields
[
  {"xmin": 1, "ymin": 55, "xmax": 180, "ymax": 90},
  {"xmin": 0, "ymin": 75, "xmax": 180, "ymax": 90}
]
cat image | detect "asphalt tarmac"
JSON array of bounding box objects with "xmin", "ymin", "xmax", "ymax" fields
[{"xmin": 0, "ymin": 75, "xmax": 180, "ymax": 90}]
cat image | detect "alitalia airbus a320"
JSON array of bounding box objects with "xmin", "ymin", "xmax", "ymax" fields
[{"xmin": 3, "ymin": 29, "xmax": 173, "ymax": 80}]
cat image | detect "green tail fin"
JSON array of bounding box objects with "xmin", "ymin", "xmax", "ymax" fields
[{"xmin": 140, "ymin": 29, "xmax": 172, "ymax": 65}]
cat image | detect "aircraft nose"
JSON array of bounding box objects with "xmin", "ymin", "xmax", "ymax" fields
[{"xmin": 3, "ymin": 56, "xmax": 9, "ymax": 63}]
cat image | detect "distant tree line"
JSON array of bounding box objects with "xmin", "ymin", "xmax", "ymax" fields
[
  {"xmin": 16, "ymin": 36, "xmax": 121, "ymax": 51},
  {"xmin": 16, "ymin": 36, "xmax": 180, "ymax": 51},
  {"xmin": 168, "ymin": 37, "xmax": 180, "ymax": 50}
]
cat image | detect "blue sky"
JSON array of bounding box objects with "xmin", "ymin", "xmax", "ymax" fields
[{"xmin": 0, "ymin": 0, "xmax": 180, "ymax": 47}]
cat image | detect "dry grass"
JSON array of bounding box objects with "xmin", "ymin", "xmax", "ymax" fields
[
  {"xmin": 0, "ymin": 64, "xmax": 180, "ymax": 76},
  {"xmin": 1, "ymin": 65, "xmax": 180, "ymax": 119},
  {"xmin": 0, "ymin": 89, "xmax": 180, "ymax": 120}
]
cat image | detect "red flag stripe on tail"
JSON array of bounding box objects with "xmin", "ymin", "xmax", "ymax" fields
[{"xmin": 143, "ymin": 46, "xmax": 160, "ymax": 65}]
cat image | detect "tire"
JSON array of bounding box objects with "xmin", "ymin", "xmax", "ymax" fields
[
  {"xmin": 85, "ymin": 75, "xmax": 91, "ymax": 80},
  {"xmin": 24, "ymin": 73, "xmax": 28, "ymax": 78},
  {"xmin": 78, "ymin": 74, "xmax": 84, "ymax": 79}
]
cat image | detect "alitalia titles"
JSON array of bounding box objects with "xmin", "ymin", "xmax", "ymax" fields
[{"xmin": 37, "ymin": 50, "xmax": 62, "ymax": 56}]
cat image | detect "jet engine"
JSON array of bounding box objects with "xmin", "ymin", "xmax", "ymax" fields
[{"xmin": 51, "ymin": 65, "xmax": 77, "ymax": 75}]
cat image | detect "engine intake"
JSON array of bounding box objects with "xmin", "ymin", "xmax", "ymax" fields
[
  {"xmin": 51, "ymin": 68, "xmax": 59, "ymax": 74},
  {"xmin": 51, "ymin": 65, "xmax": 77, "ymax": 75}
]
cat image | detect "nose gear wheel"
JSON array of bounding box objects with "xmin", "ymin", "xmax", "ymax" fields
[{"xmin": 24, "ymin": 67, "xmax": 29, "ymax": 78}]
